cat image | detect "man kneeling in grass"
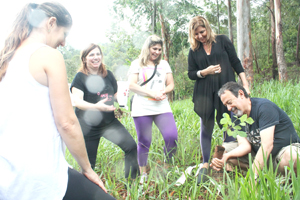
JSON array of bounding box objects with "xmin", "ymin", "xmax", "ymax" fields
[{"xmin": 211, "ymin": 81, "xmax": 300, "ymax": 181}]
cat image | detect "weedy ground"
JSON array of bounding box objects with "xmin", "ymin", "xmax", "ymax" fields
[{"xmin": 66, "ymin": 80, "xmax": 300, "ymax": 199}]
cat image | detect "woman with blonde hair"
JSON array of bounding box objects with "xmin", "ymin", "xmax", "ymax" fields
[
  {"xmin": 0, "ymin": 2, "xmax": 115, "ymax": 199},
  {"xmin": 128, "ymin": 35, "xmax": 178, "ymax": 183},
  {"xmin": 187, "ymin": 16, "xmax": 250, "ymax": 184},
  {"xmin": 70, "ymin": 43, "xmax": 139, "ymax": 181}
]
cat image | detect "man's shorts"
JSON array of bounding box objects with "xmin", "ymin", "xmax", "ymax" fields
[{"xmin": 222, "ymin": 141, "xmax": 300, "ymax": 169}]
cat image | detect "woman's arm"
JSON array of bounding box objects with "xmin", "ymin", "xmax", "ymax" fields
[
  {"xmin": 222, "ymin": 35, "xmax": 251, "ymax": 95},
  {"xmin": 164, "ymin": 73, "xmax": 174, "ymax": 93},
  {"xmin": 188, "ymin": 48, "xmax": 222, "ymax": 79},
  {"xmin": 71, "ymin": 87, "xmax": 115, "ymax": 111},
  {"xmin": 187, "ymin": 49, "xmax": 200, "ymax": 80},
  {"xmin": 128, "ymin": 73, "xmax": 165, "ymax": 100},
  {"xmin": 238, "ymin": 72, "xmax": 251, "ymax": 95},
  {"xmin": 39, "ymin": 47, "xmax": 107, "ymax": 192},
  {"xmin": 114, "ymin": 92, "xmax": 118, "ymax": 102}
]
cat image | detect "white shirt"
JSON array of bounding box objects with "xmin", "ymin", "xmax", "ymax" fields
[
  {"xmin": 0, "ymin": 44, "xmax": 68, "ymax": 200},
  {"xmin": 128, "ymin": 59, "xmax": 173, "ymax": 117}
]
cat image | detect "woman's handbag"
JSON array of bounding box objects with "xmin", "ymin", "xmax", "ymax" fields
[{"xmin": 130, "ymin": 65, "xmax": 157, "ymax": 111}]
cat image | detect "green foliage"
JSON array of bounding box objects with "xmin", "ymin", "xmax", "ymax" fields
[
  {"xmin": 58, "ymin": 44, "xmax": 81, "ymax": 83},
  {"xmin": 101, "ymin": 33, "xmax": 140, "ymax": 80},
  {"xmin": 170, "ymin": 49, "xmax": 194, "ymax": 100},
  {"xmin": 251, "ymin": 0, "xmax": 300, "ymax": 80},
  {"xmin": 251, "ymin": 79, "xmax": 300, "ymax": 134},
  {"xmin": 220, "ymin": 113, "xmax": 254, "ymax": 138},
  {"xmin": 64, "ymin": 80, "xmax": 300, "ymax": 199}
]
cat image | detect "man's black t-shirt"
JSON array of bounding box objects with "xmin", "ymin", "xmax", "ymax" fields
[
  {"xmin": 246, "ymin": 98, "xmax": 300, "ymax": 155},
  {"xmin": 70, "ymin": 70, "xmax": 117, "ymax": 128}
]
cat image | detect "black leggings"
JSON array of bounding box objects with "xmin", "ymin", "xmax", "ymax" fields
[
  {"xmin": 63, "ymin": 168, "xmax": 116, "ymax": 200},
  {"xmin": 84, "ymin": 118, "xmax": 139, "ymax": 179}
]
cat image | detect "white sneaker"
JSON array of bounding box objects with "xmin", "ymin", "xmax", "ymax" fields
[{"xmin": 139, "ymin": 172, "xmax": 148, "ymax": 184}]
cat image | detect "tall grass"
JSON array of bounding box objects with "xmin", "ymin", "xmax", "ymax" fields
[{"xmin": 66, "ymin": 80, "xmax": 300, "ymax": 199}]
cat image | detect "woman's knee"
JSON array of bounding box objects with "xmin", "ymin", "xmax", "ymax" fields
[
  {"xmin": 122, "ymin": 139, "xmax": 138, "ymax": 154},
  {"xmin": 137, "ymin": 133, "xmax": 152, "ymax": 148},
  {"xmin": 166, "ymin": 133, "xmax": 178, "ymax": 144},
  {"xmin": 138, "ymin": 139, "xmax": 151, "ymax": 150}
]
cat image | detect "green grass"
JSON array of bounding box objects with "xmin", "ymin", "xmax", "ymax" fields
[{"xmin": 66, "ymin": 80, "xmax": 300, "ymax": 199}]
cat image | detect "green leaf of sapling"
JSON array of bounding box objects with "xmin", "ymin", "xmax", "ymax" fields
[
  {"xmin": 240, "ymin": 114, "xmax": 247, "ymax": 122},
  {"xmin": 220, "ymin": 118, "xmax": 228, "ymax": 125},
  {"xmin": 227, "ymin": 129, "xmax": 232, "ymax": 136},
  {"xmin": 232, "ymin": 131, "xmax": 238, "ymax": 138},
  {"xmin": 246, "ymin": 117, "xmax": 254, "ymax": 125},
  {"xmin": 237, "ymin": 131, "xmax": 247, "ymax": 137}
]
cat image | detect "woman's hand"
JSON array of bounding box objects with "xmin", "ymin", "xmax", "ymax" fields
[
  {"xmin": 151, "ymin": 90, "xmax": 166, "ymax": 101},
  {"xmin": 238, "ymin": 72, "xmax": 251, "ymax": 96},
  {"xmin": 243, "ymin": 84, "xmax": 251, "ymax": 96},
  {"xmin": 202, "ymin": 64, "xmax": 221, "ymax": 76},
  {"xmin": 82, "ymin": 168, "xmax": 108, "ymax": 193},
  {"xmin": 95, "ymin": 98, "xmax": 116, "ymax": 112}
]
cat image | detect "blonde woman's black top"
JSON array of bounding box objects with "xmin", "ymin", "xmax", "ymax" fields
[{"xmin": 188, "ymin": 35, "xmax": 244, "ymax": 124}]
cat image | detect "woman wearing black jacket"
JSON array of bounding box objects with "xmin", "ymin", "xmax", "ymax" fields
[{"xmin": 187, "ymin": 16, "xmax": 250, "ymax": 184}]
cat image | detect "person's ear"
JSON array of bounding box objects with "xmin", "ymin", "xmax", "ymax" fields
[
  {"xmin": 238, "ymin": 89, "xmax": 245, "ymax": 99},
  {"xmin": 47, "ymin": 17, "xmax": 57, "ymax": 31}
]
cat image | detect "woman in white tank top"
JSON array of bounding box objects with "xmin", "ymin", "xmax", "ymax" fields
[{"xmin": 0, "ymin": 2, "xmax": 115, "ymax": 200}]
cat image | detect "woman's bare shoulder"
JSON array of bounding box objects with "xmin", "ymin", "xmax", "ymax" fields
[
  {"xmin": 31, "ymin": 46, "xmax": 65, "ymax": 68},
  {"xmin": 34, "ymin": 46, "xmax": 63, "ymax": 60}
]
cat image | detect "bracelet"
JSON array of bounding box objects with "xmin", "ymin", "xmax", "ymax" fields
[{"xmin": 197, "ymin": 70, "xmax": 205, "ymax": 78}]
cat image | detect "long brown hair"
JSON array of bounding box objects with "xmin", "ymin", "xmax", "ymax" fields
[
  {"xmin": 78, "ymin": 43, "xmax": 108, "ymax": 77},
  {"xmin": 188, "ymin": 16, "xmax": 216, "ymax": 51},
  {"xmin": 0, "ymin": 2, "xmax": 72, "ymax": 82}
]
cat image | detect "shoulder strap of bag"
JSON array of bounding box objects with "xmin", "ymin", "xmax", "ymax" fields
[
  {"xmin": 130, "ymin": 65, "xmax": 157, "ymax": 112},
  {"xmin": 140, "ymin": 64, "xmax": 157, "ymax": 86}
]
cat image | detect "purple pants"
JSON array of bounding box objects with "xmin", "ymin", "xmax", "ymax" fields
[{"xmin": 133, "ymin": 112, "xmax": 178, "ymax": 166}]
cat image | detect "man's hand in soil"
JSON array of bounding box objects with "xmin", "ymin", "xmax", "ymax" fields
[{"xmin": 210, "ymin": 153, "xmax": 229, "ymax": 171}]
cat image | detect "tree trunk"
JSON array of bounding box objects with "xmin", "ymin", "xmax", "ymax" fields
[
  {"xmin": 296, "ymin": 16, "xmax": 300, "ymax": 64},
  {"xmin": 159, "ymin": 0, "xmax": 172, "ymax": 101},
  {"xmin": 251, "ymin": 41, "xmax": 260, "ymax": 74},
  {"xmin": 274, "ymin": 0, "xmax": 288, "ymax": 81},
  {"xmin": 151, "ymin": 0, "xmax": 157, "ymax": 34},
  {"xmin": 217, "ymin": 0, "xmax": 220, "ymax": 34},
  {"xmin": 268, "ymin": 12, "xmax": 270, "ymax": 65},
  {"xmin": 237, "ymin": 0, "xmax": 253, "ymax": 85},
  {"xmin": 159, "ymin": 13, "xmax": 169, "ymax": 62},
  {"xmin": 227, "ymin": 0, "xmax": 234, "ymax": 43},
  {"xmin": 270, "ymin": 0, "xmax": 278, "ymax": 79}
]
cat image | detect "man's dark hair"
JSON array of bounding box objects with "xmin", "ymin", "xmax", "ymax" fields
[{"xmin": 218, "ymin": 81, "xmax": 249, "ymax": 98}]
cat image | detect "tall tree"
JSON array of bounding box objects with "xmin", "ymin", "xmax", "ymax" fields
[
  {"xmin": 237, "ymin": 0, "xmax": 253, "ymax": 85},
  {"xmin": 296, "ymin": 16, "xmax": 300, "ymax": 65},
  {"xmin": 270, "ymin": 0, "xmax": 278, "ymax": 79},
  {"xmin": 227, "ymin": 0, "xmax": 234, "ymax": 43},
  {"xmin": 151, "ymin": 0, "xmax": 157, "ymax": 34},
  {"xmin": 159, "ymin": 0, "xmax": 169, "ymax": 62},
  {"xmin": 216, "ymin": 0, "xmax": 220, "ymax": 34},
  {"xmin": 274, "ymin": 0, "xmax": 288, "ymax": 81}
]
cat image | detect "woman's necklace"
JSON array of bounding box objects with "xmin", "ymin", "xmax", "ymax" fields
[{"xmin": 203, "ymin": 43, "xmax": 211, "ymax": 55}]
